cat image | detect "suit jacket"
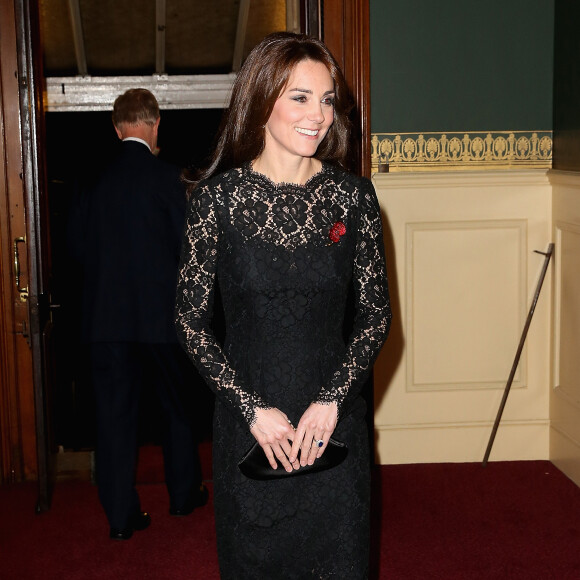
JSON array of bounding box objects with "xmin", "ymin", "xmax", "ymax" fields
[{"xmin": 69, "ymin": 140, "xmax": 186, "ymax": 343}]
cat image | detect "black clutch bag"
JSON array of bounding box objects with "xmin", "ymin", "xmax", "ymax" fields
[{"xmin": 238, "ymin": 438, "xmax": 348, "ymax": 480}]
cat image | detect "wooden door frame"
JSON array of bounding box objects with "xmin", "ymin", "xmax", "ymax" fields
[{"xmin": 14, "ymin": 0, "xmax": 55, "ymax": 509}]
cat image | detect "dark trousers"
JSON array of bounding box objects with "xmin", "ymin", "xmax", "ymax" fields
[{"xmin": 90, "ymin": 342, "xmax": 203, "ymax": 529}]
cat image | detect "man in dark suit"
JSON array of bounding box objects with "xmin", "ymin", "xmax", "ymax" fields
[{"xmin": 69, "ymin": 88, "xmax": 207, "ymax": 540}]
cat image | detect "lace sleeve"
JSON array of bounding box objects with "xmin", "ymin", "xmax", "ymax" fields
[
  {"xmin": 315, "ymin": 177, "xmax": 392, "ymax": 417},
  {"xmin": 175, "ymin": 184, "xmax": 270, "ymax": 428}
]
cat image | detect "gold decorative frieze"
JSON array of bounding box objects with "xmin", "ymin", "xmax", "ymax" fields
[{"xmin": 371, "ymin": 131, "xmax": 552, "ymax": 173}]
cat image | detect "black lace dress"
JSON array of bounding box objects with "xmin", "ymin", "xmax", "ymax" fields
[{"xmin": 176, "ymin": 163, "xmax": 391, "ymax": 579}]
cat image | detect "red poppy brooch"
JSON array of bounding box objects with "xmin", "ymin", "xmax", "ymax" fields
[{"xmin": 329, "ymin": 221, "xmax": 346, "ymax": 243}]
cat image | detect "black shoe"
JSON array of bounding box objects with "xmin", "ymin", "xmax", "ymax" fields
[
  {"xmin": 170, "ymin": 484, "xmax": 209, "ymax": 516},
  {"xmin": 109, "ymin": 511, "xmax": 151, "ymax": 540}
]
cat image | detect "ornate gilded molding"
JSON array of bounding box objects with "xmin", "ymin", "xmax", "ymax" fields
[{"xmin": 371, "ymin": 130, "xmax": 552, "ymax": 173}]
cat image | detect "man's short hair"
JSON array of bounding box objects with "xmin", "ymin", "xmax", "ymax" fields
[{"xmin": 112, "ymin": 88, "xmax": 160, "ymax": 127}]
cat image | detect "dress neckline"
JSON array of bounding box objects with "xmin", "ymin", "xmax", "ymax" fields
[{"xmin": 244, "ymin": 161, "xmax": 329, "ymax": 189}]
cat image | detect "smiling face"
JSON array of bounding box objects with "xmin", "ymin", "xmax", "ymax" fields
[{"xmin": 264, "ymin": 59, "xmax": 335, "ymax": 163}]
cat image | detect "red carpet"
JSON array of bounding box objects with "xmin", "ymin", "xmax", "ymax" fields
[
  {"xmin": 372, "ymin": 461, "xmax": 580, "ymax": 579},
  {"xmin": 2, "ymin": 452, "xmax": 580, "ymax": 579}
]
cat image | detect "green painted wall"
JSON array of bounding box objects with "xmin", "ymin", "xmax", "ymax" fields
[{"xmin": 370, "ymin": 0, "xmax": 554, "ymax": 134}]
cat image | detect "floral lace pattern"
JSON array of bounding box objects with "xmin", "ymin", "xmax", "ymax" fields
[
  {"xmin": 176, "ymin": 163, "xmax": 391, "ymax": 426},
  {"xmin": 175, "ymin": 162, "xmax": 391, "ymax": 578}
]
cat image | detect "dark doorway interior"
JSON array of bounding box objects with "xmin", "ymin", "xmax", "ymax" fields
[{"xmin": 45, "ymin": 108, "xmax": 223, "ymax": 452}]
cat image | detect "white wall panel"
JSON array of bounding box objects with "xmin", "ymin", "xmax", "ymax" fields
[
  {"xmin": 406, "ymin": 220, "xmax": 526, "ymax": 390},
  {"xmin": 551, "ymin": 171, "xmax": 580, "ymax": 486},
  {"xmin": 372, "ymin": 170, "xmax": 552, "ymax": 464}
]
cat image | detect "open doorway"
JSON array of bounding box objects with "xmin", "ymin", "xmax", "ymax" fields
[{"xmin": 44, "ymin": 108, "xmax": 222, "ymax": 463}]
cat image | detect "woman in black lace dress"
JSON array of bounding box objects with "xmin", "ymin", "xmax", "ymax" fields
[{"xmin": 176, "ymin": 32, "xmax": 391, "ymax": 579}]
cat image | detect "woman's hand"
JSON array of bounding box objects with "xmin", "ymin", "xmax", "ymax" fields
[
  {"xmin": 250, "ymin": 407, "xmax": 300, "ymax": 472},
  {"xmin": 289, "ymin": 402, "xmax": 338, "ymax": 467}
]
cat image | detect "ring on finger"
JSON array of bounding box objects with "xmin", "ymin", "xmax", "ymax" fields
[{"xmin": 313, "ymin": 438, "xmax": 324, "ymax": 448}]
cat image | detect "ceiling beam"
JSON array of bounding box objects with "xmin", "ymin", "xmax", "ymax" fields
[
  {"xmin": 232, "ymin": 0, "xmax": 251, "ymax": 72},
  {"xmin": 44, "ymin": 74, "xmax": 236, "ymax": 112},
  {"xmin": 155, "ymin": 0, "xmax": 166, "ymax": 74},
  {"xmin": 67, "ymin": 0, "xmax": 88, "ymax": 76}
]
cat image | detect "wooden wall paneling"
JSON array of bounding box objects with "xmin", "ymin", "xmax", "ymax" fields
[
  {"xmin": 0, "ymin": 0, "xmax": 38, "ymax": 483},
  {"xmin": 322, "ymin": 0, "xmax": 371, "ymax": 177},
  {"xmin": 0, "ymin": 0, "xmax": 21, "ymax": 484}
]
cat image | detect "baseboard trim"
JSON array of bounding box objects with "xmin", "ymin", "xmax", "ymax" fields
[
  {"xmin": 374, "ymin": 420, "xmax": 549, "ymax": 465},
  {"xmin": 56, "ymin": 450, "xmax": 94, "ymax": 482},
  {"xmin": 550, "ymin": 425, "xmax": 580, "ymax": 487}
]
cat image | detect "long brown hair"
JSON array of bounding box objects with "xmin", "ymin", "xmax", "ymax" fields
[{"xmin": 185, "ymin": 32, "xmax": 353, "ymax": 190}]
